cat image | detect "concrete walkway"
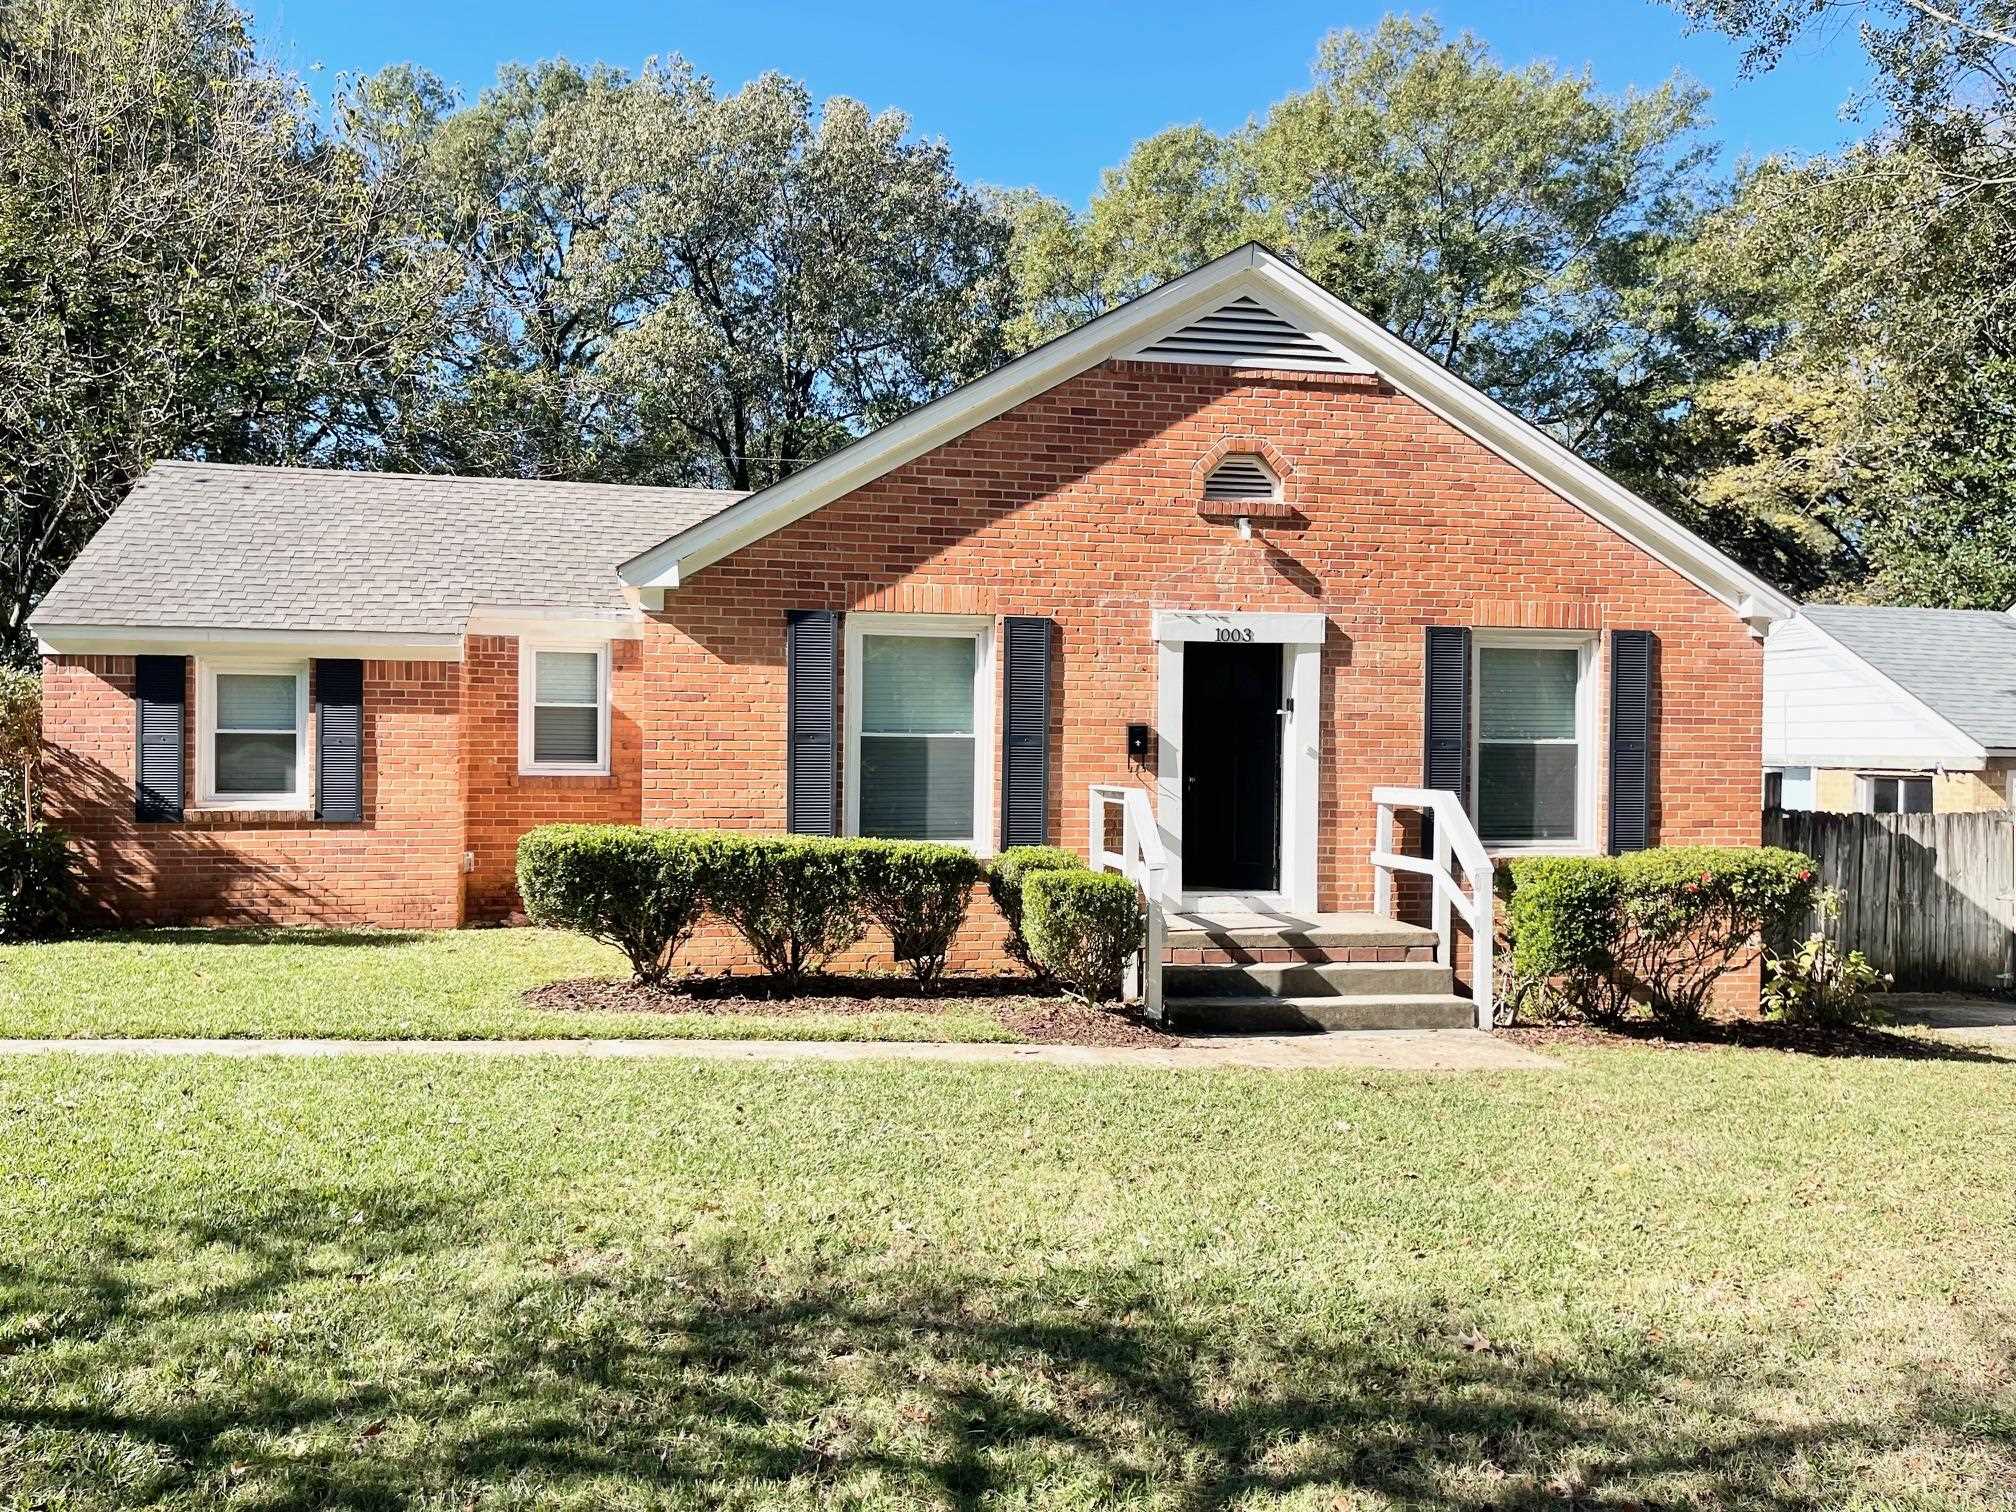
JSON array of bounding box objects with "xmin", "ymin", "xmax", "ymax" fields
[
  {"xmin": 1889, "ymin": 993, "xmax": 2016, "ymax": 1047},
  {"xmin": 0, "ymin": 1029, "xmax": 1561, "ymax": 1072}
]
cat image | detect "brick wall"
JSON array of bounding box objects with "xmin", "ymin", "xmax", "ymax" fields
[
  {"xmin": 459, "ymin": 634, "xmax": 644, "ymax": 919},
  {"xmin": 636, "ymin": 360, "xmax": 1761, "ymax": 868},
  {"xmin": 41, "ymin": 655, "xmax": 465, "ymax": 927}
]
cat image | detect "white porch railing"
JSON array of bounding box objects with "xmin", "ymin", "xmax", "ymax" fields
[
  {"xmin": 1369, "ymin": 786, "xmax": 1495, "ymax": 1029},
  {"xmin": 1089, "ymin": 783, "xmax": 1169, "ymax": 1022}
]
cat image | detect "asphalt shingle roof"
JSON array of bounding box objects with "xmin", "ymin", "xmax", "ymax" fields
[
  {"xmin": 31, "ymin": 462, "xmax": 745, "ymax": 637},
  {"xmin": 1804, "ymin": 603, "xmax": 2016, "ymax": 750}
]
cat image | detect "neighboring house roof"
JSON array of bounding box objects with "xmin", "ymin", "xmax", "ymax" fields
[
  {"xmin": 617, "ymin": 242, "xmax": 1798, "ymax": 626},
  {"xmin": 1802, "ymin": 604, "xmax": 2016, "ymax": 753},
  {"xmin": 31, "ymin": 462, "xmax": 744, "ymax": 651}
]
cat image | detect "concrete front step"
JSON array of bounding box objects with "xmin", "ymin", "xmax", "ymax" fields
[
  {"xmin": 1165, "ymin": 959, "xmax": 1455, "ymax": 999},
  {"xmin": 1164, "ymin": 910, "xmax": 1438, "ymax": 952},
  {"xmin": 1165, "ymin": 994, "xmax": 1479, "ymax": 1032}
]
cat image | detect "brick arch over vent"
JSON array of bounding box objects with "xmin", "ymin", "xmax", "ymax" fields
[{"xmin": 1192, "ymin": 435, "xmax": 1299, "ymax": 520}]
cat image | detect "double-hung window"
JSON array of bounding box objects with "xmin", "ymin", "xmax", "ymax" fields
[
  {"xmin": 845, "ymin": 615, "xmax": 993, "ymax": 848},
  {"xmin": 519, "ymin": 642, "xmax": 609, "ymax": 775},
  {"xmin": 197, "ymin": 661, "xmax": 310, "ymax": 809},
  {"xmin": 1473, "ymin": 634, "xmax": 1594, "ymax": 849}
]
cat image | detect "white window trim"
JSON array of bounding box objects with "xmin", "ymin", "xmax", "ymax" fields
[
  {"xmin": 1470, "ymin": 629, "xmax": 1599, "ymax": 855},
  {"xmin": 518, "ymin": 639, "xmax": 611, "ymax": 777},
  {"xmin": 843, "ymin": 612, "xmax": 996, "ymax": 853},
  {"xmin": 194, "ymin": 658, "xmax": 312, "ymax": 811}
]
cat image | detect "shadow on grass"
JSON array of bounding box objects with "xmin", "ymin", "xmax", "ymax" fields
[
  {"xmin": 1504, "ymin": 1018, "xmax": 2016, "ymax": 1065},
  {"xmin": 3, "ymin": 1188, "xmax": 2010, "ymax": 1509}
]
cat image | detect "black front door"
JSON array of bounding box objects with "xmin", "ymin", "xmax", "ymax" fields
[{"xmin": 1182, "ymin": 642, "xmax": 1283, "ymax": 892}]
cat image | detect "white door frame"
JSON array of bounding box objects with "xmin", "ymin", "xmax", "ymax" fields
[{"xmin": 1153, "ymin": 610, "xmax": 1324, "ymax": 914}]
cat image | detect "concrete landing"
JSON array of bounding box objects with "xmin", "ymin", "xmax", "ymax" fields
[{"xmin": 1164, "ymin": 909, "xmax": 1438, "ymax": 950}]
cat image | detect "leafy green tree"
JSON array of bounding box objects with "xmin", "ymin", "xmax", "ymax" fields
[
  {"xmin": 358, "ymin": 59, "xmax": 1018, "ymax": 490},
  {"xmin": 1006, "ymin": 17, "xmax": 1740, "ymax": 490},
  {"xmin": 0, "ymin": 0, "xmax": 447, "ymax": 653},
  {"xmin": 1669, "ymin": 0, "xmax": 2016, "ymax": 605}
]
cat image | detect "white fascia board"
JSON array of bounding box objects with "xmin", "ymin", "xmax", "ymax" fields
[
  {"xmin": 467, "ymin": 605, "xmax": 644, "ymax": 641},
  {"xmin": 33, "ymin": 623, "xmax": 464, "ymax": 661},
  {"xmin": 1789, "ymin": 613, "xmax": 1989, "ymax": 767},
  {"xmin": 620, "ymin": 242, "xmax": 1798, "ymax": 627},
  {"xmin": 1763, "ymin": 748, "xmax": 1987, "ymax": 772}
]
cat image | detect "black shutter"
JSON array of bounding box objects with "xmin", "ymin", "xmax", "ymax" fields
[
  {"xmin": 1000, "ymin": 616, "xmax": 1053, "ymax": 848},
  {"xmin": 785, "ymin": 610, "xmax": 839, "ymax": 835},
  {"xmin": 315, "ymin": 659, "xmax": 364, "ymax": 823},
  {"xmin": 1423, "ymin": 627, "xmax": 1471, "ymax": 808},
  {"xmin": 1609, "ymin": 629, "xmax": 1654, "ymax": 854},
  {"xmin": 133, "ymin": 654, "xmax": 185, "ymax": 822}
]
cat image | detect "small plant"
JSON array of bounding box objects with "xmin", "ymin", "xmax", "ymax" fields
[
  {"xmin": 702, "ymin": 834, "xmax": 867, "ymax": 991},
  {"xmin": 851, "ymin": 840, "xmax": 982, "ymax": 985},
  {"xmin": 987, "ymin": 846, "xmax": 1085, "ymax": 976},
  {"xmin": 1762, "ymin": 893, "xmax": 1893, "ymax": 1026},
  {"xmin": 516, "ymin": 825, "xmax": 712, "ymax": 985},
  {"xmin": 1022, "ymin": 869, "xmax": 1142, "ymax": 1005}
]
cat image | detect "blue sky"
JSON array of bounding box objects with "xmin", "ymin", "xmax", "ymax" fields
[{"xmin": 258, "ymin": 0, "xmax": 1875, "ymax": 203}]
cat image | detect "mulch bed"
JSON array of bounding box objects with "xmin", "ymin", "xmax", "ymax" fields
[
  {"xmin": 1503, "ymin": 1019, "xmax": 2011, "ymax": 1062},
  {"xmin": 523, "ymin": 975, "xmax": 1172, "ymax": 1047}
]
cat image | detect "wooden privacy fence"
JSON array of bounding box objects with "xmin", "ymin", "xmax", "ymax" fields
[{"xmin": 1764, "ymin": 810, "xmax": 2016, "ymax": 991}]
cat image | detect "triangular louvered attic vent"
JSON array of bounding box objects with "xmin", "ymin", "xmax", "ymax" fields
[
  {"xmin": 1203, "ymin": 454, "xmax": 1278, "ymax": 502},
  {"xmin": 1134, "ymin": 295, "xmax": 1364, "ymax": 372}
]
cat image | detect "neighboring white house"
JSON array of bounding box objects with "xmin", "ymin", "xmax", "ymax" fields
[{"xmin": 1764, "ymin": 605, "xmax": 2016, "ymax": 814}]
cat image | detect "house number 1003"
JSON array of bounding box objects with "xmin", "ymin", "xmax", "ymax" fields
[{"xmin": 1214, "ymin": 627, "xmax": 1255, "ymax": 642}]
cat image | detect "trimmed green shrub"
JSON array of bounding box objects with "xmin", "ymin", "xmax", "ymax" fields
[
  {"xmin": 1023, "ymin": 869, "xmax": 1143, "ymax": 1005},
  {"xmin": 850, "ymin": 840, "xmax": 982, "ymax": 985},
  {"xmin": 516, "ymin": 825, "xmax": 712, "ymax": 985},
  {"xmin": 987, "ymin": 846, "xmax": 1085, "ymax": 975},
  {"xmin": 0, "ymin": 822, "xmax": 73, "ymax": 940},
  {"xmin": 1502, "ymin": 846, "xmax": 1818, "ymax": 1027},
  {"xmin": 1501, "ymin": 855, "xmax": 1623, "ymax": 1022},
  {"xmin": 701, "ymin": 834, "xmax": 867, "ymax": 990}
]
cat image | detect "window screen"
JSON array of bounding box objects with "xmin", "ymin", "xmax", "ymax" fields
[
  {"xmin": 532, "ymin": 650, "xmax": 601, "ymax": 766},
  {"xmin": 858, "ymin": 634, "xmax": 977, "ymax": 841},
  {"xmin": 1476, "ymin": 646, "xmax": 1581, "ymax": 844},
  {"xmin": 214, "ymin": 672, "xmax": 299, "ymax": 795}
]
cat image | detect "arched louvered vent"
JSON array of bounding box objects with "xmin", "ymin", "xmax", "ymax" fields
[
  {"xmin": 1203, "ymin": 454, "xmax": 1279, "ymax": 503},
  {"xmin": 1136, "ymin": 295, "xmax": 1360, "ymax": 371}
]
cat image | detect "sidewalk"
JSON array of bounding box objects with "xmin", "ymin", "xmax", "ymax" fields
[{"xmin": 0, "ymin": 1029, "xmax": 1561, "ymax": 1072}]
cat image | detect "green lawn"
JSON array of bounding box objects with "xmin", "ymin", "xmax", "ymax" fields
[
  {"xmin": 0, "ymin": 928, "xmax": 1017, "ymax": 1042},
  {"xmin": 1, "ymin": 1047, "xmax": 2011, "ymax": 1508}
]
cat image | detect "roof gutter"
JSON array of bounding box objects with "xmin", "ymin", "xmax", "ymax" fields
[{"xmin": 33, "ymin": 623, "xmax": 466, "ymax": 661}]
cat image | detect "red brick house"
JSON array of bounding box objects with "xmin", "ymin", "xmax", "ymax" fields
[{"xmin": 31, "ymin": 246, "xmax": 1793, "ymax": 1020}]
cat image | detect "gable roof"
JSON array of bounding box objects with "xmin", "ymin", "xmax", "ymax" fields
[
  {"xmin": 1802, "ymin": 604, "xmax": 2016, "ymax": 751},
  {"xmin": 617, "ymin": 243, "xmax": 1797, "ymax": 625},
  {"xmin": 31, "ymin": 462, "xmax": 744, "ymax": 648}
]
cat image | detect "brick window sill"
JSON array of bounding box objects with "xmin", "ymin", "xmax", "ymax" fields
[
  {"xmin": 512, "ymin": 772, "xmax": 620, "ymax": 790},
  {"xmin": 180, "ymin": 807, "xmax": 324, "ymax": 827}
]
